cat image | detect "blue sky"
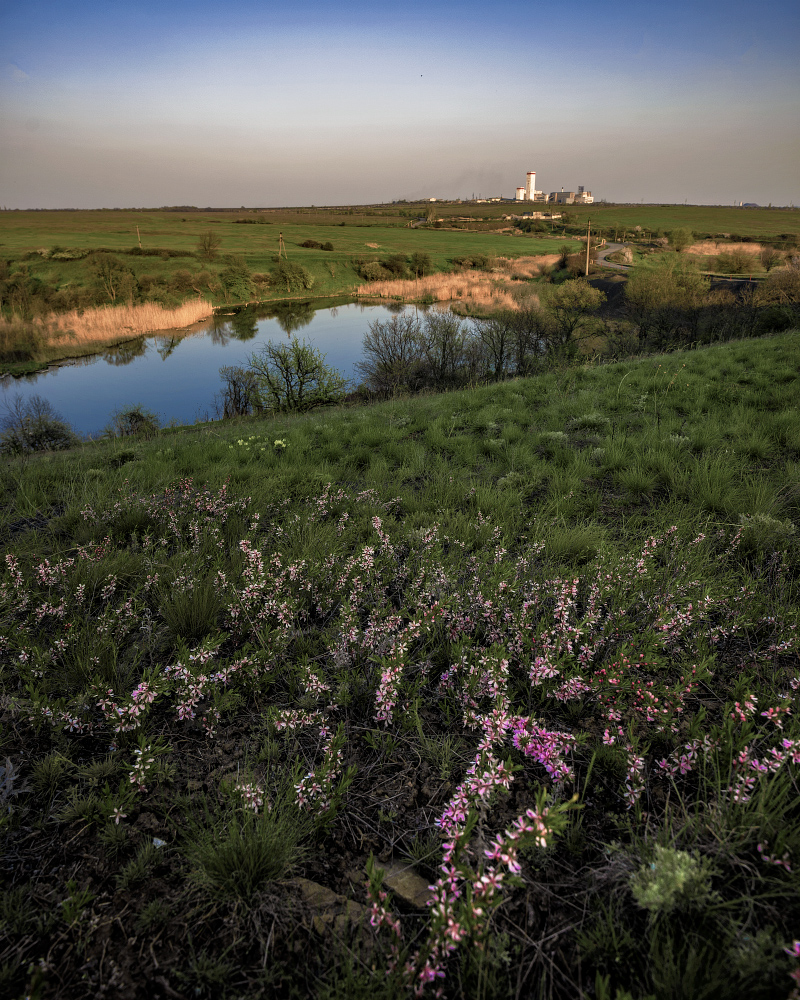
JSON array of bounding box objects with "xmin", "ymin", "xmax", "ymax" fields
[{"xmin": 1, "ymin": 0, "xmax": 798, "ymax": 207}]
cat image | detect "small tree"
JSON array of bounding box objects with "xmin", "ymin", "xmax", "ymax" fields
[
  {"xmin": 0, "ymin": 394, "xmax": 78, "ymax": 455},
  {"xmin": 409, "ymin": 251, "xmax": 432, "ymax": 278},
  {"xmin": 247, "ymin": 338, "xmax": 348, "ymax": 412},
  {"xmin": 90, "ymin": 253, "xmax": 137, "ymax": 303},
  {"xmin": 217, "ymin": 365, "xmax": 262, "ymax": 418},
  {"xmin": 544, "ymin": 280, "xmax": 606, "ymax": 357},
  {"xmin": 196, "ymin": 230, "xmax": 222, "ymax": 261},
  {"xmin": 357, "ymin": 314, "xmax": 424, "ymax": 395},
  {"xmin": 760, "ymin": 247, "xmax": 782, "ymax": 272},
  {"xmin": 667, "ymin": 228, "xmax": 694, "ymax": 253}
]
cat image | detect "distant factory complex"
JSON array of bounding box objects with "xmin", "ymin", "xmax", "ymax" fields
[{"xmin": 514, "ymin": 170, "xmax": 594, "ymax": 205}]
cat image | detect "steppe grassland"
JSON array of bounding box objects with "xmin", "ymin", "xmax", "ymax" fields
[
  {"xmin": 0, "ymin": 210, "xmax": 577, "ymax": 301},
  {"xmin": 2, "ymin": 331, "xmax": 799, "ymax": 999}
]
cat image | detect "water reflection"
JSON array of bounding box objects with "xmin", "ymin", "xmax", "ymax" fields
[
  {"xmin": 269, "ymin": 301, "xmax": 315, "ymax": 336},
  {"xmin": 102, "ymin": 337, "xmax": 146, "ymax": 366},
  {"xmin": 1, "ymin": 300, "xmax": 428, "ymax": 435}
]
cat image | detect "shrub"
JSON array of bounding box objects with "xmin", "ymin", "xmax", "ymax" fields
[
  {"xmin": 270, "ymin": 259, "xmax": 315, "ymax": 293},
  {"xmin": 106, "ymin": 404, "xmax": 161, "ymax": 439},
  {"xmin": 0, "ymin": 394, "xmax": 79, "ymax": 455},
  {"xmin": 760, "ymin": 248, "xmax": 782, "ymax": 271},
  {"xmin": 630, "ymin": 845, "xmax": 716, "ymax": 915},
  {"xmin": 360, "ymin": 262, "xmax": 392, "ymax": 282},
  {"xmin": 755, "ymin": 305, "xmax": 797, "ymax": 335},
  {"xmin": 357, "ymin": 314, "xmax": 425, "ymax": 394},
  {"xmin": 715, "ymin": 249, "xmax": 755, "ymax": 274},
  {"xmin": 667, "ymin": 228, "xmax": 694, "ymax": 252},
  {"xmin": 219, "ymin": 255, "xmax": 255, "ymax": 301}
]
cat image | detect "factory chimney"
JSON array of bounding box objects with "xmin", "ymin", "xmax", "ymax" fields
[{"xmin": 525, "ymin": 172, "xmax": 536, "ymax": 201}]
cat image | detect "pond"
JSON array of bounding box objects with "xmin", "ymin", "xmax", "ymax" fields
[{"xmin": 1, "ymin": 300, "xmax": 424, "ymax": 437}]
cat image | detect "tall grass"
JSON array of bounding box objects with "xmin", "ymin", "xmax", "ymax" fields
[
  {"xmin": 46, "ymin": 298, "xmax": 213, "ymax": 344},
  {"xmin": 0, "ymin": 299, "xmax": 213, "ymax": 366},
  {"xmin": 356, "ymin": 258, "xmax": 554, "ymax": 308}
]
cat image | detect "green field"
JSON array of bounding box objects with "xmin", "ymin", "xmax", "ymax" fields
[
  {"xmin": 0, "ymin": 210, "xmax": 577, "ymax": 311},
  {"xmin": 1, "ymin": 331, "xmax": 799, "ymax": 999}
]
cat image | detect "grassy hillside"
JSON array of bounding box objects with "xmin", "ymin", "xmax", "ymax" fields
[{"xmin": 2, "ymin": 331, "xmax": 799, "ymax": 999}]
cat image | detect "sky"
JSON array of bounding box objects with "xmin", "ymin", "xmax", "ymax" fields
[{"xmin": 1, "ymin": 0, "xmax": 799, "ymax": 208}]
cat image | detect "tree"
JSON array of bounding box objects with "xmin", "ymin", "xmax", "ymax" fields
[
  {"xmin": 217, "ymin": 365, "xmax": 262, "ymax": 417},
  {"xmin": 667, "ymin": 228, "xmax": 694, "ymax": 253},
  {"xmin": 543, "ymin": 280, "xmax": 606, "ymax": 357},
  {"xmin": 417, "ymin": 311, "xmax": 466, "ymax": 387},
  {"xmin": 356, "ymin": 314, "xmax": 424, "ymax": 395},
  {"xmin": 760, "ymin": 247, "xmax": 782, "ymax": 272},
  {"xmin": 471, "ymin": 314, "xmax": 515, "ymax": 380},
  {"xmin": 624, "ymin": 258, "xmax": 709, "ymax": 347},
  {"xmin": 247, "ymin": 338, "xmax": 348, "ymax": 412},
  {"xmin": 196, "ymin": 230, "xmax": 222, "ymax": 260},
  {"xmin": 90, "ymin": 253, "xmax": 137, "ymax": 303},
  {"xmin": 409, "ymin": 251, "xmax": 433, "ymax": 279}
]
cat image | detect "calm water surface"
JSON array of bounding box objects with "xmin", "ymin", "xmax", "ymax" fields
[{"xmin": 1, "ymin": 301, "xmax": 421, "ymax": 437}]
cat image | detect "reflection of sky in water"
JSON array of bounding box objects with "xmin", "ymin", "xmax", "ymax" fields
[{"xmin": 0, "ymin": 303, "xmax": 427, "ymax": 437}]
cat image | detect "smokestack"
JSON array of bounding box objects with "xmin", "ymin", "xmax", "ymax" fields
[{"xmin": 525, "ymin": 171, "xmax": 536, "ymax": 201}]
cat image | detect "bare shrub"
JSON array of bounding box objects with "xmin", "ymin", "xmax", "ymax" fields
[
  {"xmin": 107, "ymin": 405, "xmax": 161, "ymax": 439},
  {"xmin": 0, "ymin": 394, "xmax": 79, "ymax": 455},
  {"xmin": 357, "ymin": 314, "xmax": 425, "ymax": 395}
]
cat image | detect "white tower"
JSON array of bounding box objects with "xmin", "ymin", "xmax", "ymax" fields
[{"xmin": 524, "ymin": 171, "xmax": 536, "ymax": 201}]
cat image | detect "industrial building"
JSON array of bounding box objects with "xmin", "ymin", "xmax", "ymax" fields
[
  {"xmin": 549, "ymin": 186, "xmax": 594, "ymax": 205},
  {"xmin": 515, "ymin": 171, "xmax": 545, "ymax": 202},
  {"xmin": 515, "ymin": 170, "xmax": 594, "ymax": 204}
]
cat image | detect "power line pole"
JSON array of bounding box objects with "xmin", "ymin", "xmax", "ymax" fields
[{"xmin": 585, "ymin": 217, "xmax": 591, "ymax": 276}]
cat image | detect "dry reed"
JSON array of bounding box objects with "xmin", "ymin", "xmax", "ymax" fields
[
  {"xmin": 685, "ymin": 241, "xmax": 764, "ymax": 256},
  {"xmin": 356, "ymin": 256, "xmax": 557, "ymax": 309},
  {"xmin": 43, "ymin": 299, "xmax": 214, "ymax": 345}
]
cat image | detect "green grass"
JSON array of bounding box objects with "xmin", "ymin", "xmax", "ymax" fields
[{"xmin": 1, "ymin": 330, "xmax": 799, "ymax": 999}]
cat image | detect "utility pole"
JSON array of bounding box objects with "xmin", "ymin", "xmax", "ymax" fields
[
  {"xmin": 585, "ymin": 217, "xmax": 591, "ymax": 276},
  {"xmin": 136, "ymin": 225, "xmax": 142, "ymax": 249},
  {"xmin": 278, "ymin": 232, "xmax": 286, "ymax": 259}
]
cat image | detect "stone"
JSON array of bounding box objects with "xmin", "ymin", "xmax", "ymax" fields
[
  {"xmin": 293, "ymin": 877, "xmax": 369, "ymax": 938},
  {"xmin": 375, "ymin": 862, "xmax": 434, "ymax": 910}
]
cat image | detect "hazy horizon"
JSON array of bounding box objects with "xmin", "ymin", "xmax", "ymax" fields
[{"xmin": 2, "ymin": 0, "xmax": 799, "ymax": 210}]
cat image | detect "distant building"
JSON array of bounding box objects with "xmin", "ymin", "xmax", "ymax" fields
[{"xmin": 548, "ymin": 187, "xmax": 593, "ymax": 205}]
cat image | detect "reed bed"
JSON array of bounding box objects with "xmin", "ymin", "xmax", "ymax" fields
[
  {"xmin": 45, "ymin": 298, "xmax": 214, "ymax": 344},
  {"xmin": 685, "ymin": 241, "xmax": 765, "ymax": 256},
  {"xmin": 0, "ymin": 299, "xmax": 215, "ymax": 368},
  {"xmin": 357, "ymin": 256, "xmax": 554, "ymax": 309}
]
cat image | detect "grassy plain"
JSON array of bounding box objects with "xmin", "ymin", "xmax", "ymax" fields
[
  {"xmin": 1, "ymin": 204, "xmax": 797, "ymax": 376},
  {"xmin": 2, "ymin": 331, "xmax": 799, "ymax": 999}
]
